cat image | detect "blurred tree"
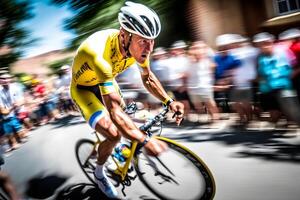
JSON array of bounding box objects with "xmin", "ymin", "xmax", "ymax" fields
[
  {"xmin": 51, "ymin": 0, "xmax": 190, "ymax": 49},
  {"xmin": 0, "ymin": 0, "xmax": 36, "ymax": 70}
]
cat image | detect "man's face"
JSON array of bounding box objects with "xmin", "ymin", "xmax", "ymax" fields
[
  {"xmin": 217, "ymin": 45, "xmax": 231, "ymax": 55},
  {"xmin": 0, "ymin": 79, "xmax": 10, "ymax": 88},
  {"xmin": 257, "ymin": 41, "xmax": 273, "ymax": 54},
  {"xmin": 129, "ymin": 34, "xmax": 154, "ymax": 64},
  {"xmin": 189, "ymin": 41, "xmax": 207, "ymax": 59},
  {"xmin": 170, "ymin": 48, "xmax": 185, "ymax": 56}
]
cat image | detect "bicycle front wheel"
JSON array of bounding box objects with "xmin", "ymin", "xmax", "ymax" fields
[
  {"xmin": 134, "ymin": 136, "xmax": 216, "ymax": 200},
  {"xmin": 75, "ymin": 139, "xmax": 97, "ymax": 185}
]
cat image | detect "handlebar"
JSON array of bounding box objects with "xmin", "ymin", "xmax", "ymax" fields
[
  {"xmin": 125, "ymin": 102, "xmax": 181, "ymax": 134},
  {"xmin": 139, "ymin": 106, "xmax": 169, "ymax": 132}
]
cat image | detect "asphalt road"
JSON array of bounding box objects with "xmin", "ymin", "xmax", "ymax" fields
[{"xmin": 2, "ymin": 115, "xmax": 300, "ymax": 200}]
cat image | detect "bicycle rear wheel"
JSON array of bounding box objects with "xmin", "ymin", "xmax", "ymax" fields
[
  {"xmin": 75, "ymin": 139, "xmax": 97, "ymax": 185},
  {"xmin": 134, "ymin": 137, "xmax": 215, "ymax": 200}
]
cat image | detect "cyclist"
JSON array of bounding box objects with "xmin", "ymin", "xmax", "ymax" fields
[{"xmin": 70, "ymin": 1, "xmax": 184, "ymax": 198}]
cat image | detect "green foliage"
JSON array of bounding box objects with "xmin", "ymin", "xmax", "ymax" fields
[
  {"xmin": 51, "ymin": 0, "xmax": 190, "ymax": 50},
  {"xmin": 0, "ymin": 0, "xmax": 36, "ymax": 70},
  {"xmin": 48, "ymin": 57, "xmax": 73, "ymax": 75}
]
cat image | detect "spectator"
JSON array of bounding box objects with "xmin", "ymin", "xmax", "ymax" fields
[
  {"xmin": 166, "ymin": 40, "xmax": 194, "ymax": 114},
  {"xmin": 186, "ymin": 41, "xmax": 220, "ymax": 121},
  {"xmin": 150, "ymin": 47, "xmax": 170, "ymax": 89},
  {"xmin": 253, "ymin": 32, "xmax": 300, "ymax": 125},
  {"xmin": 214, "ymin": 34, "xmax": 241, "ymax": 113},
  {"xmin": 230, "ymin": 35, "xmax": 258, "ymax": 125},
  {"xmin": 279, "ymin": 28, "xmax": 300, "ymax": 104},
  {"xmin": 9, "ymin": 77, "xmax": 33, "ymax": 130},
  {"xmin": 0, "ymin": 74, "xmax": 28, "ymax": 152},
  {"xmin": 31, "ymin": 78, "xmax": 49, "ymax": 124},
  {"xmin": 54, "ymin": 65, "xmax": 77, "ymax": 116}
]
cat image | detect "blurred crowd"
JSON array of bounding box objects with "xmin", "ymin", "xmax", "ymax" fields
[
  {"xmin": 1, "ymin": 28, "xmax": 300, "ymax": 157},
  {"xmin": 118, "ymin": 28, "xmax": 300, "ymax": 129},
  {"xmin": 0, "ymin": 27, "xmax": 299, "ymax": 200},
  {"xmin": 0, "ymin": 65, "xmax": 77, "ymax": 155}
]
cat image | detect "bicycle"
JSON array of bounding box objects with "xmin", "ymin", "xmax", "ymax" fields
[{"xmin": 75, "ymin": 103, "xmax": 216, "ymax": 200}]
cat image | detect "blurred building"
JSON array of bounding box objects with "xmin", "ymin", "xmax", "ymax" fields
[{"xmin": 186, "ymin": 0, "xmax": 300, "ymax": 47}]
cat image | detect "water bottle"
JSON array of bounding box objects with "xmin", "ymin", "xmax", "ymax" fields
[{"xmin": 113, "ymin": 143, "xmax": 131, "ymax": 163}]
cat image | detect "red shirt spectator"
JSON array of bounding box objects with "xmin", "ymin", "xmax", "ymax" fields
[{"xmin": 290, "ymin": 40, "xmax": 300, "ymax": 65}]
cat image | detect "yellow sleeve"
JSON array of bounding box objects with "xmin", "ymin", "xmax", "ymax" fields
[
  {"xmin": 93, "ymin": 57, "xmax": 116, "ymax": 95},
  {"xmin": 79, "ymin": 31, "xmax": 117, "ymax": 95}
]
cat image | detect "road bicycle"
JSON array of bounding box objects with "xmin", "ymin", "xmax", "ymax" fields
[{"xmin": 75, "ymin": 103, "xmax": 216, "ymax": 200}]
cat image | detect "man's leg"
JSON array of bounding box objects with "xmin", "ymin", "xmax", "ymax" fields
[
  {"xmin": 70, "ymin": 84, "xmax": 120, "ymax": 198},
  {"xmin": 93, "ymin": 115, "xmax": 121, "ymax": 198},
  {"xmin": 3, "ymin": 121, "xmax": 19, "ymax": 151},
  {"xmin": 95, "ymin": 116, "xmax": 121, "ymax": 165}
]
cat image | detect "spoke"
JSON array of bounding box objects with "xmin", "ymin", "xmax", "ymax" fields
[
  {"xmin": 144, "ymin": 154, "xmax": 179, "ymax": 185},
  {"xmin": 154, "ymin": 156, "xmax": 175, "ymax": 176}
]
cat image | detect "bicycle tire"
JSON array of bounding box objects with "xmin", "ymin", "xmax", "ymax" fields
[
  {"xmin": 75, "ymin": 139, "xmax": 97, "ymax": 185},
  {"xmin": 134, "ymin": 136, "xmax": 216, "ymax": 200}
]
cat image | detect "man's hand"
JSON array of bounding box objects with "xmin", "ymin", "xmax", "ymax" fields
[
  {"xmin": 169, "ymin": 101, "xmax": 184, "ymax": 125},
  {"xmin": 0, "ymin": 108, "xmax": 11, "ymax": 115},
  {"xmin": 144, "ymin": 138, "xmax": 168, "ymax": 156}
]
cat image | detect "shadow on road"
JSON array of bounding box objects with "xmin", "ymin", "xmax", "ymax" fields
[
  {"xmin": 55, "ymin": 183, "xmax": 158, "ymax": 200},
  {"xmin": 165, "ymin": 128, "xmax": 300, "ymax": 163},
  {"xmin": 55, "ymin": 183, "xmax": 113, "ymax": 200},
  {"xmin": 25, "ymin": 173, "xmax": 68, "ymax": 199},
  {"xmin": 50, "ymin": 115, "xmax": 86, "ymax": 129},
  {"xmin": 163, "ymin": 120, "xmax": 212, "ymax": 130}
]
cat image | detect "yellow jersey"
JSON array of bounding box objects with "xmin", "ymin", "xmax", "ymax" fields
[
  {"xmin": 70, "ymin": 29, "xmax": 150, "ymax": 126},
  {"xmin": 71, "ymin": 29, "xmax": 148, "ymax": 92}
]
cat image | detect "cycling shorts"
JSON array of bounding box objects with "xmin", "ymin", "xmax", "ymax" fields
[{"xmin": 70, "ymin": 79, "xmax": 123, "ymax": 129}]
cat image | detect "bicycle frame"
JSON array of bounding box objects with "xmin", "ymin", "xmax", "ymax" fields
[
  {"xmin": 85, "ymin": 130, "xmax": 139, "ymax": 181},
  {"xmin": 84, "ymin": 103, "xmax": 167, "ymax": 182},
  {"xmin": 78, "ymin": 104, "xmax": 216, "ymax": 199},
  {"xmin": 89, "ymin": 131, "xmax": 212, "ymax": 184},
  {"xmin": 113, "ymin": 141, "xmax": 138, "ymax": 181},
  {"xmin": 86, "ymin": 106, "xmax": 191, "ymax": 182}
]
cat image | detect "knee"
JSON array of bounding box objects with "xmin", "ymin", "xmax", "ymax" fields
[
  {"xmin": 106, "ymin": 129, "xmax": 121, "ymax": 143},
  {"xmin": 95, "ymin": 119, "xmax": 121, "ymax": 143}
]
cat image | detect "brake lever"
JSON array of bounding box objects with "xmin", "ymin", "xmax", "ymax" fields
[
  {"xmin": 172, "ymin": 111, "xmax": 184, "ymax": 124},
  {"xmin": 172, "ymin": 111, "xmax": 182, "ymax": 119}
]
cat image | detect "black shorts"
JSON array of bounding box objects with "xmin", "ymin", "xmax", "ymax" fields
[{"xmin": 260, "ymin": 91, "xmax": 280, "ymax": 111}]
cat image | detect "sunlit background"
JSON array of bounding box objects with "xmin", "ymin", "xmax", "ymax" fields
[{"xmin": 0, "ymin": 1, "xmax": 300, "ymax": 199}]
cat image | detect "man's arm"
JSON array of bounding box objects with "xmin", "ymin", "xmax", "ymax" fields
[
  {"xmin": 102, "ymin": 92, "xmax": 146, "ymax": 143},
  {"xmin": 102, "ymin": 92, "xmax": 168, "ymax": 156},
  {"xmin": 0, "ymin": 107, "xmax": 11, "ymax": 115},
  {"xmin": 0, "ymin": 99, "xmax": 11, "ymax": 115},
  {"xmin": 92, "ymin": 55, "xmax": 167, "ymax": 154},
  {"xmin": 93, "ymin": 57, "xmax": 147, "ymax": 143},
  {"xmin": 140, "ymin": 66, "xmax": 170, "ymax": 104},
  {"xmin": 140, "ymin": 66, "xmax": 184, "ymax": 124}
]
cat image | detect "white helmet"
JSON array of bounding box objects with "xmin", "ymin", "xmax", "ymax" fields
[
  {"xmin": 215, "ymin": 34, "xmax": 237, "ymax": 47},
  {"xmin": 252, "ymin": 32, "xmax": 275, "ymax": 43},
  {"xmin": 279, "ymin": 28, "xmax": 300, "ymax": 41},
  {"xmin": 118, "ymin": 1, "xmax": 161, "ymax": 40}
]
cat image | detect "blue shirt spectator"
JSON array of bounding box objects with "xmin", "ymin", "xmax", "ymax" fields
[
  {"xmin": 257, "ymin": 48, "xmax": 293, "ymax": 93},
  {"xmin": 214, "ymin": 53, "xmax": 241, "ymax": 80}
]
